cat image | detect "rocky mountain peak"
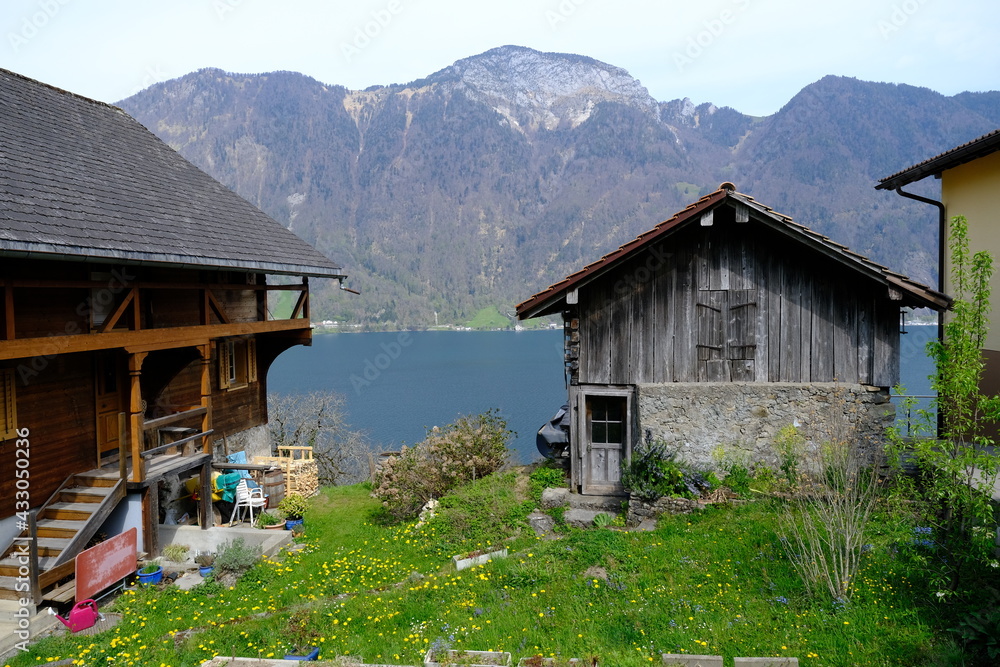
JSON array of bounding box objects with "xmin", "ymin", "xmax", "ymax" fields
[{"xmin": 428, "ymin": 45, "xmax": 658, "ymax": 131}]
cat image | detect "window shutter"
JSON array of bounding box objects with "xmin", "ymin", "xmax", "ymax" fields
[
  {"xmin": 247, "ymin": 339, "xmax": 258, "ymax": 383},
  {"xmin": 218, "ymin": 341, "xmax": 231, "ymax": 390},
  {"xmin": 1, "ymin": 368, "xmax": 16, "ymax": 439}
]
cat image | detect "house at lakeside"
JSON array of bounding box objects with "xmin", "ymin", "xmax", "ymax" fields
[
  {"xmin": 0, "ymin": 68, "xmax": 344, "ymax": 603},
  {"xmin": 878, "ymin": 128, "xmax": 1000, "ymax": 398},
  {"xmin": 516, "ymin": 183, "xmax": 949, "ymax": 496}
]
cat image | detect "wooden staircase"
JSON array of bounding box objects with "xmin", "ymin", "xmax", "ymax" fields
[{"xmin": 0, "ymin": 473, "xmax": 125, "ymax": 602}]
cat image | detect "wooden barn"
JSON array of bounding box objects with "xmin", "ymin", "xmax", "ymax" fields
[
  {"xmin": 0, "ymin": 68, "xmax": 344, "ymax": 602},
  {"xmin": 516, "ymin": 184, "xmax": 950, "ymax": 495}
]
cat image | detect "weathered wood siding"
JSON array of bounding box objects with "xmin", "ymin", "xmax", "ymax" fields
[
  {"xmin": 577, "ymin": 212, "xmax": 901, "ymax": 387},
  {"xmin": 0, "ymin": 354, "xmax": 96, "ymax": 518}
]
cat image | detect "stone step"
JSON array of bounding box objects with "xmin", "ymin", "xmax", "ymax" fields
[
  {"xmin": 563, "ymin": 508, "xmax": 620, "ymax": 529},
  {"xmin": 540, "ymin": 488, "xmax": 625, "ymax": 512}
]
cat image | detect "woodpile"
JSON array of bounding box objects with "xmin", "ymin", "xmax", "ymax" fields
[{"xmin": 252, "ymin": 446, "xmax": 319, "ymax": 497}]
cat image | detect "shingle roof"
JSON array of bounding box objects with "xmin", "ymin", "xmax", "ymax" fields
[
  {"xmin": 876, "ymin": 128, "xmax": 1000, "ymax": 191},
  {"xmin": 515, "ymin": 185, "xmax": 950, "ymax": 319},
  {"xmin": 0, "ymin": 68, "xmax": 344, "ymax": 278}
]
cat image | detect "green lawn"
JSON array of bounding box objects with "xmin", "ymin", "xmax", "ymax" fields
[{"xmin": 5, "ymin": 480, "xmax": 978, "ymax": 667}]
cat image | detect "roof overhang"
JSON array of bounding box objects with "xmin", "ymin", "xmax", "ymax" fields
[{"xmin": 876, "ymin": 128, "xmax": 1000, "ymax": 190}]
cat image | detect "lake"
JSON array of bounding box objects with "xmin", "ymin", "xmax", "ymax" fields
[
  {"xmin": 267, "ymin": 326, "xmax": 938, "ymax": 463},
  {"xmin": 267, "ymin": 330, "xmax": 567, "ymax": 463}
]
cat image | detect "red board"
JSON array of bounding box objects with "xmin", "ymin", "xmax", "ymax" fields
[{"xmin": 75, "ymin": 528, "xmax": 137, "ymax": 602}]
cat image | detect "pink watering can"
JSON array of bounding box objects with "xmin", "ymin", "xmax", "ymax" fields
[{"xmin": 49, "ymin": 599, "xmax": 102, "ymax": 632}]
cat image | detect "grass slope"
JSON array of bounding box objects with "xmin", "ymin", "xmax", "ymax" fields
[{"xmin": 4, "ymin": 478, "xmax": 972, "ymax": 667}]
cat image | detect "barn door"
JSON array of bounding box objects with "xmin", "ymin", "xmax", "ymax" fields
[
  {"xmin": 697, "ymin": 289, "xmax": 757, "ymax": 381},
  {"xmin": 581, "ymin": 393, "xmax": 630, "ymax": 496}
]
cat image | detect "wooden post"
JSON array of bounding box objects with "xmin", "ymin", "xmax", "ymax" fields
[
  {"xmin": 128, "ymin": 352, "xmax": 147, "ymax": 483},
  {"xmin": 199, "ymin": 344, "xmax": 212, "ymax": 455},
  {"xmin": 28, "ymin": 511, "xmax": 40, "ymax": 605},
  {"xmin": 118, "ymin": 412, "xmax": 128, "ymax": 481},
  {"xmin": 143, "ymin": 483, "xmax": 159, "ymax": 557},
  {"xmin": 199, "ymin": 460, "xmax": 213, "ymax": 530}
]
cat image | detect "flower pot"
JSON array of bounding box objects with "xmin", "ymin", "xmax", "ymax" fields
[
  {"xmin": 283, "ymin": 646, "xmax": 320, "ymax": 661},
  {"xmin": 452, "ymin": 548, "xmax": 508, "ymax": 571},
  {"xmin": 199, "ymin": 565, "xmax": 214, "ymax": 577},
  {"xmin": 285, "ymin": 518, "xmax": 304, "ymax": 530},
  {"xmin": 264, "ymin": 521, "xmax": 286, "ymax": 530},
  {"xmin": 136, "ymin": 566, "xmax": 163, "ymax": 585},
  {"xmin": 425, "ymin": 648, "xmax": 512, "ymax": 666}
]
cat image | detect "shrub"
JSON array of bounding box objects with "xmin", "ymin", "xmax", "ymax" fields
[
  {"xmin": 773, "ymin": 424, "xmax": 806, "ymax": 487},
  {"xmin": 215, "ymin": 537, "xmax": 262, "ymax": 576},
  {"xmin": 278, "ymin": 493, "xmax": 308, "ymax": 520},
  {"xmin": 372, "ymin": 410, "xmax": 512, "ymax": 520},
  {"xmin": 621, "ymin": 441, "xmax": 690, "ymax": 502},
  {"xmin": 426, "ymin": 472, "xmax": 531, "ymax": 552}
]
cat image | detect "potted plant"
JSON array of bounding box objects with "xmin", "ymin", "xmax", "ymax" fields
[
  {"xmin": 452, "ymin": 547, "xmax": 508, "ymax": 571},
  {"xmin": 137, "ymin": 562, "xmax": 163, "ymax": 585},
  {"xmin": 195, "ymin": 553, "xmax": 215, "ymax": 577},
  {"xmin": 278, "ymin": 493, "xmax": 308, "ymax": 530},
  {"xmin": 256, "ymin": 512, "xmax": 284, "ymax": 530}
]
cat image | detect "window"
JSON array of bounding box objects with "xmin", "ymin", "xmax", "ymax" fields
[
  {"xmin": 1, "ymin": 368, "xmax": 17, "ymax": 440},
  {"xmin": 218, "ymin": 338, "xmax": 257, "ymax": 389}
]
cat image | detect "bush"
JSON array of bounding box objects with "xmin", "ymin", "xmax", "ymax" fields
[
  {"xmin": 621, "ymin": 441, "xmax": 690, "ymax": 502},
  {"xmin": 372, "ymin": 410, "xmax": 512, "ymax": 520},
  {"xmin": 278, "ymin": 493, "xmax": 308, "ymax": 520},
  {"xmin": 427, "ymin": 471, "xmax": 532, "ymax": 552},
  {"xmin": 215, "ymin": 537, "xmax": 262, "ymax": 576}
]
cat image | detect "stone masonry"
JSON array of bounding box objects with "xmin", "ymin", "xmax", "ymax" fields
[{"xmin": 636, "ymin": 382, "xmax": 893, "ymax": 468}]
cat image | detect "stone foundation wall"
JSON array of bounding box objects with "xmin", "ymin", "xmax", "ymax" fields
[
  {"xmin": 636, "ymin": 382, "xmax": 893, "ymax": 469},
  {"xmin": 627, "ymin": 497, "xmax": 702, "ymax": 526}
]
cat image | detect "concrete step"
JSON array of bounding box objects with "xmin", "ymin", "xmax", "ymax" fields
[
  {"xmin": 541, "ymin": 488, "xmax": 626, "ymax": 512},
  {"xmin": 563, "ymin": 508, "xmax": 620, "ymax": 528}
]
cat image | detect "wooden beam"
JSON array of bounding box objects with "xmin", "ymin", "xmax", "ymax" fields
[
  {"xmin": 206, "ymin": 290, "xmax": 232, "ymax": 324},
  {"xmin": 291, "ymin": 290, "xmax": 308, "ymax": 320},
  {"xmin": 97, "ymin": 289, "xmax": 136, "ymax": 334},
  {"xmin": 143, "ymin": 484, "xmax": 159, "ymax": 557},
  {"xmin": 0, "ymin": 318, "xmax": 312, "ymax": 361},
  {"xmin": 10, "ymin": 278, "xmax": 308, "ymax": 292},
  {"xmin": 3, "ymin": 280, "xmax": 13, "ymax": 341}
]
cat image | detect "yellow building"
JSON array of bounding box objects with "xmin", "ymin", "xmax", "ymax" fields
[{"xmin": 878, "ymin": 128, "xmax": 1000, "ymax": 394}]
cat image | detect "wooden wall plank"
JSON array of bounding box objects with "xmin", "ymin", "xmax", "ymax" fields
[
  {"xmin": 673, "ymin": 246, "xmax": 697, "ymax": 381},
  {"xmin": 780, "ymin": 265, "xmax": 802, "ymax": 381},
  {"xmin": 766, "ymin": 254, "xmax": 782, "ymax": 382},
  {"xmin": 799, "ymin": 270, "xmax": 814, "ymax": 380},
  {"xmin": 652, "ymin": 247, "xmax": 675, "ymax": 383},
  {"xmin": 810, "ymin": 276, "xmax": 835, "ymax": 381},
  {"xmin": 857, "ymin": 297, "xmax": 874, "ymax": 385},
  {"xmin": 873, "ymin": 302, "xmax": 900, "ymax": 387},
  {"xmin": 833, "ymin": 287, "xmax": 858, "ymax": 383}
]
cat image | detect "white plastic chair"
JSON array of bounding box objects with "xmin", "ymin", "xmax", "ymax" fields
[{"xmin": 230, "ymin": 479, "xmax": 266, "ymax": 526}]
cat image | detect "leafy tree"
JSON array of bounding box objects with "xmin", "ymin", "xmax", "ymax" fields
[{"xmin": 890, "ymin": 215, "xmax": 1000, "ymax": 594}]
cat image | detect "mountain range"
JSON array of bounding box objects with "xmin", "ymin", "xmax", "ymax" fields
[{"xmin": 117, "ymin": 45, "xmax": 1000, "ymax": 328}]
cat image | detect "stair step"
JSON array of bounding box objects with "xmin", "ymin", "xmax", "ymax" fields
[
  {"xmin": 75, "ymin": 471, "xmax": 121, "ymax": 488},
  {"xmin": 43, "ymin": 502, "xmax": 97, "ymax": 521},
  {"xmin": 36, "ymin": 519, "xmax": 88, "ymax": 539},
  {"xmin": 0, "ymin": 578, "xmax": 23, "ymax": 600},
  {"xmin": 0, "ymin": 555, "xmax": 58, "ymax": 577},
  {"xmin": 60, "ymin": 486, "xmax": 115, "ymax": 503}
]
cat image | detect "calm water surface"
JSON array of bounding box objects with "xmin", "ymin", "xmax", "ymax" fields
[
  {"xmin": 267, "ymin": 330, "xmax": 566, "ymax": 463},
  {"xmin": 268, "ymin": 326, "xmax": 936, "ymax": 462}
]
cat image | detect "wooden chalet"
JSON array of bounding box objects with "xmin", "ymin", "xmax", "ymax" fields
[
  {"xmin": 516, "ymin": 184, "xmax": 950, "ymax": 495},
  {"xmin": 0, "ymin": 68, "xmax": 345, "ymax": 603}
]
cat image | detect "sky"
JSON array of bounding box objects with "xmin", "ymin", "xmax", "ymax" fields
[{"xmin": 2, "ymin": 0, "xmax": 998, "ymax": 117}]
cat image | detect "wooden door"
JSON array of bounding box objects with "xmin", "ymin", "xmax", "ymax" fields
[
  {"xmin": 582, "ymin": 394, "xmax": 628, "ymax": 495},
  {"xmin": 95, "ymin": 352, "xmax": 124, "ymax": 457}
]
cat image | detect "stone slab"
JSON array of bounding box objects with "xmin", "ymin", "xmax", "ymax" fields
[
  {"xmin": 661, "ymin": 654, "xmax": 723, "ymax": 667},
  {"xmin": 563, "ymin": 509, "xmax": 617, "ymax": 528},
  {"xmin": 540, "ymin": 488, "xmax": 569, "ymax": 509},
  {"xmin": 527, "ymin": 512, "xmax": 555, "ymax": 536}
]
